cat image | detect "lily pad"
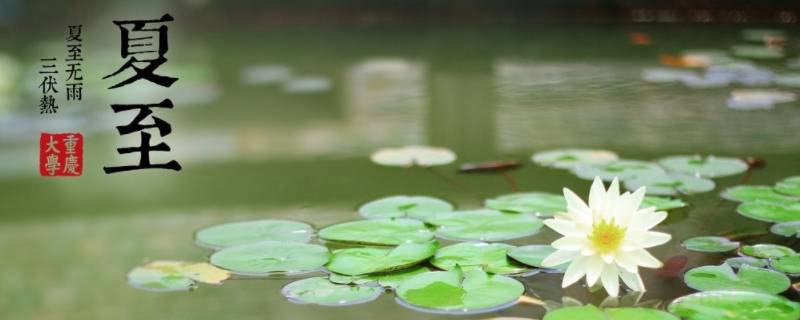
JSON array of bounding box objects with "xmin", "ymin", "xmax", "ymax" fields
[
  {"xmin": 775, "ymin": 74, "xmax": 800, "ymax": 88},
  {"xmin": 209, "ymin": 241, "xmax": 330, "ymax": 276},
  {"xmin": 370, "ymin": 145, "xmax": 456, "ymax": 167},
  {"xmin": 318, "ymin": 218, "xmax": 434, "ymax": 246},
  {"xmin": 326, "ymin": 241, "xmax": 438, "ymax": 276},
  {"xmin": 657, "ymin": 155, "xmax": 748, "ymax": 178},
  {"xmin": 624, "ymin": 172, "xmax": 715, "ymax": 196},
  {"xmin": 682, "ymin": 236, "xmax": 740, "ymax": 253},
  {"xmin": 543, "ymin": 305, "xmax": 678, "ymax": 320},
  {"xmin": 395, "ymin": 267, "xmax": 524, "ymax": 314},
  {"xmin": 770, "ymin": 221, "xmax": 800, "ymax": 237},
  {"xmin": 771, "ymin": 254, "xmax": 800, "ymax": 275},
  {"xmin": 430, "ymin": 242, "xmax": 530, "ymax": 275},
  {"xmin": 531, "ymin": 149, "xmax": 618, "ymax": 169},
  {"xmin": 731, "ymin": 45, "xmax": 784, "ymax": 59},
  {"xmin": 425, "ymin": 209, "xmax": 543, "ymax": 241},
  {"xmin": 739, "ymin": 244, "xmax": 796, "ymax": 259},
  {"xmin": 721, "ymin": 185, "xmax": 798, "ymax": 204},
  {"xmin": 737, "ymin": 202, "xmax": 800, "ymax": 223},
  {"xmin": 195, "ymin": 219, "xmax": 314, "ymax": 249},
  {"xmin": 742, "ymin": 29, "xmax": 786, "ymax": 42},
  {"xmin": 724, "ymin": 257, "xmax": 768, "ymax": 269},
  {"xmin": 571, "ymin": 160, "xmax": 665, "ymax": 181},
  {"xmin": 281, "ymin": 277, "xmax": 381, "ymax": 306},
  {"xmin": 683, "ymin": 264, "xmax": 790, "ymax": 294},
  {"xmin": 507, "ymin": 245, "xmax": 567, "ymax": 271},
  {"xmin": 484, "ymin": 192, "xmax": 565, "ymax": 216},
  {"xmin": 668, "ymin": 290, "xmax": 800, "ymax": 320},
  {"xmin": 774, "ymin": 176, "xmax": 800, "ymax": 197},
  {"xmin": 358, "ymin": 195, "xmax": 453, "ymax": 219},
  {"xmin": 641, "ymin": 196, "xmax": 688, "ymax": 211},
  {"xmin": 329, "ymin": 266, "xmax": 430, "ymax": 289},
  {"xmin": 127, "ymin": 261, "xmax": 231, "ymax": 292}
]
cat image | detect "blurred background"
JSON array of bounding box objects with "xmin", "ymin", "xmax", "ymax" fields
[{"xmin": 1, "ymin": 1, "xmax": 800, "ymax": 319}]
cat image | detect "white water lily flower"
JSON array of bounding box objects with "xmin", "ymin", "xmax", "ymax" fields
[{"xmin": 541, "ymin": 176, "xmax": 671, "ymax": 297}]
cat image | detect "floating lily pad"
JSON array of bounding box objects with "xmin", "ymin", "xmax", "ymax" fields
[
  {"xmin": 370, "ymin": 145, "xmax": 456, "ymax": 167},
  {"xmin": 683, "ymin": 264, "xmax": 790, "ymax": 294},
  {"xmin": 641, "ymin": 196, "xmax": 688, "ymax": 211},
  {"xmin": 430, "ymin": 242, "xmax": 530, "ymax": 275},
  {"xmin": 358, "ymin": 195, "xmax": 453, "ymax": 219},
  {"xmin": 531, "ymin": 149, "xmax": 618, "ymax": 169},
  {"xmin": 668, "ymin": 290, "xmax": 800, "ymax": 320},
  {"xmin": 732, "ymin": 45, "xmax": 784, "ymax": 59},
  {"xmin": 281, "ymin": 277, "xmax": 381, "ymax": 306},
  {"xmin": 507, "ymin": 245, "xmax": 567, "ymax": 271},
  {"xmin": 543, "ymin": 305, "xmax": 678, "ymax": 320},
  {"xmin": 739, "ymin": 244, "xmax": 796, "ymax": 259},
  {"xmin": 571, "ymin": 160, "xmax": 665, "ymax": 181},
  {"xmin": 775, "ymin": 74, "xmax": 800, "ymax": 88},
  {"xmin": 128, "ymin": 262, "xmax": 197, "ymax": 292},
  {"xmin": 395, "ymin": 268, "xmax": 524, "ymax": 314},
  {"xmin": 425, "ymin": 210, "xmax": 543, "ymax": 241},
  {"xmin": 737, "ymin": 202, "xmax": 800, "ymax": 223},
  {"xmin": 326, "ymin": 241, "xmax": 438, "ymax": 276},
  {"xmin": 318, "ymin": 218, "xmax": 434, "ymax": 246},
  {"xmin": 209, "ymin": 241, "xmax": 330, "ymax": 276},
  {"xmin": 774, "ymin": 176, "xmax": 800, "ymax": 197},
  {"xmin": 771, "ymin": 254, "xmax": 800, "ymax": 275},
  {"xmin": 727, "ymin": 90, "xmax": 797, "ymax": 110},
  {"xmin": 742, "ymin": 29, "xmax": 786, "ymax": 42},
  {"xmin": 724, "ymin": 257, "xmax": 768, "ymax": 269},
  {"xmin": 329, "ymin": 266, "xmax": 430, "ymax": 289},
  {"xmin": 657, "ymin": 155, "xmax": 748, "ymax": 178},
  {"xmin": 195, "ymin": 219, "xmax": 314, "ymax": 249},
  {"xmin": 721, "ymin": 185, "xmax": 799, "ymax": 204},
  {"xmin": 484, "ymin": 192, "xmax": 565, "ymax": 216},
  {"xmin": 682, "ymin": 236, "xmax": 740, "ymax": 253},
  {"xmin": 624, "ymin": 172, "xmax": 715, "ymax": 196},
  {"xmin": 770, "ymin": 221, "xmax": 800, "ymax": 237}
]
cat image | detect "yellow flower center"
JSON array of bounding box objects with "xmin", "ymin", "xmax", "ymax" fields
[{"xmin": 588, "ymin": 219, "xmax": 626, "ymax": 254}]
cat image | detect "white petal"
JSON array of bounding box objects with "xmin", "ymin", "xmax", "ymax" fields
[
  {"xmin": 552, "ymin": 236, "xmax": 588, "ymax": 251},
  {"xmin": 562, "ymin": 256, "xmax": 587, "ymax": 287},
  {"xmin": 619, "ymin": 188, "xmax": 646, "ymax": 224},
  {"xmin": 589, "ymin": 177, "xmax": 606, "ymax": 211},
  {"xmin": 542, "ymin": 249, "xmax": 579, "ymax": 268},
  {"xmin": 619, "ymin": 268, "xmax": 645, "ymax": 292},
  {"xmin": 637, "ymin": 231, "xmax": 672, "ymax": 248},
  {"xmin": 630, "ymin": 208, "xmax": 667, "ymax": 231},
  {"xmin": 630, "ymin": 249, "xmax": 663, "ymax": 268},
  {"xmin": 600, "ymin": 263, "xmax": 620, "ymax": 297},
  {"xmin": 614, "ymin": 251, "xmax": 640, "ymax": 273},
  {"xmin": 601, "ymin": 252, "xmax": 615, "ymax": 264},
  {"xmin": 585, "ymin": 255, "xmax": 604, "ymax": 286},
  {"xmin": 543, "ymin": 219, "xmax": 581, "ymax": 236},
  {"xmin": 602, "ymin": 178, "xmax": 621, "ymax": 219},
  {"xmin": 563, "ymin": 188, "xmax": 591, "ymax": 218}
]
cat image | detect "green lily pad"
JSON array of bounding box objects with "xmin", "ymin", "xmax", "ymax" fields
[
  {"xmin": 742, "ymin": 29, "xmax": 786, "ymax": 42},
  {"xmin": 775, "ymin": 74, "xmax": 800, "ymax": 88},
  {"xmin": 571, "ymin": 160, "xmax": 665, "ymax": 181},
  {"xmin": 209, "ymin": 241, "xmax": 330, "ymax": 276},
  {"xmin": 127, "ymin": 261, "xmax": 232, "ymax": 292},
  {"xmin": 724, "ymin": 257, "xmax": 768, "ymax": 269},
  {"xmin": 682, "ymin": 236, "xmax": 740, "ymax": 253},
  {"xmin": 507, "ymin": 245, "xmax": 567, "ymax": 271},
  {"xmin": 281, "ymin": 277, "xmax": 381, "ymax": 306},
  {"xmin": 668, "ymin": 290, "xmax": 800, "ymax": 320},
  {"xmin": 732, "ymin": 45, "xmax": 784, "ymax": 59},
  {"xmin": 531, "ymin": 149, "xmax": 618, "ymax": 169},
  {"xmin": 484, "ymin": 192, "xmax": 565, "ymax": 216},
  {"xmin": 770, "ymin": 221, "xmax": 800, "ymax": 237},
  {"xmin": 425, "ymin": 209, "xmax": 544, "ymax": 241},
  {"xmin": 721, "ymin": 185, "xmax": 798, "ymax": 204},
  {"xmin": 195, "ymin": 219, "xmax": 314, "ymax": 249},
  {"xmin": 395, "ymin": 267, "xmax": 524, "ymax": 314},
  {"xmin": 543, "ymin": 305, "xmax": 678, "ymax": 320},
  {"xmin": 318, "ymin": 218, "xmax": 434, "ymax": 246},
  {"xmin": 774, "ymin": 176, "xmax": 800, "ymax": 196},
  {"xmin": 624, "ymin": 172, "xmax": 715, "ymax": 196},
  {"xmin": 771, "ymin": 254, "xmax": 800, "ymax": 275},
  {"xmin": 358, "ymin": 196, "xmax": 454, "ymax": 219},
  {"xmin": 641, "ymin": 196, "xmax": 687, "ymax": 211},
  {"xmin": 370, "ymin": 145, "xmax": 456, "ymax": 167},
  {"xmin": 326, "ymin": 241, "xmax": 438, "ymax": 276},
  {"xmin": 739, "ymin": 244, "xmax": 796, "ymax": 259},
  {"xmin": 430, "ymin": 242, "xmax": 531, "ymax": 275},
  {"xmin": 329, "ymin": 266, "xmax": 430, "ymax": 288},
  {"xmin": 683, "ymin": 264, "xmax": 790, "ymax": 294},
  {"xmin": 737, "ymin": 202, "xmax": 800, "ymax": 223},
  {"xmin": 658, "ymin": 155, "xmax": 748, "ymax": 178}
]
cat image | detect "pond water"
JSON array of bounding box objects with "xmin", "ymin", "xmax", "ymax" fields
[{"xmin": 1, "ymin": 22, "xmax": 799, "ymax": 320}]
